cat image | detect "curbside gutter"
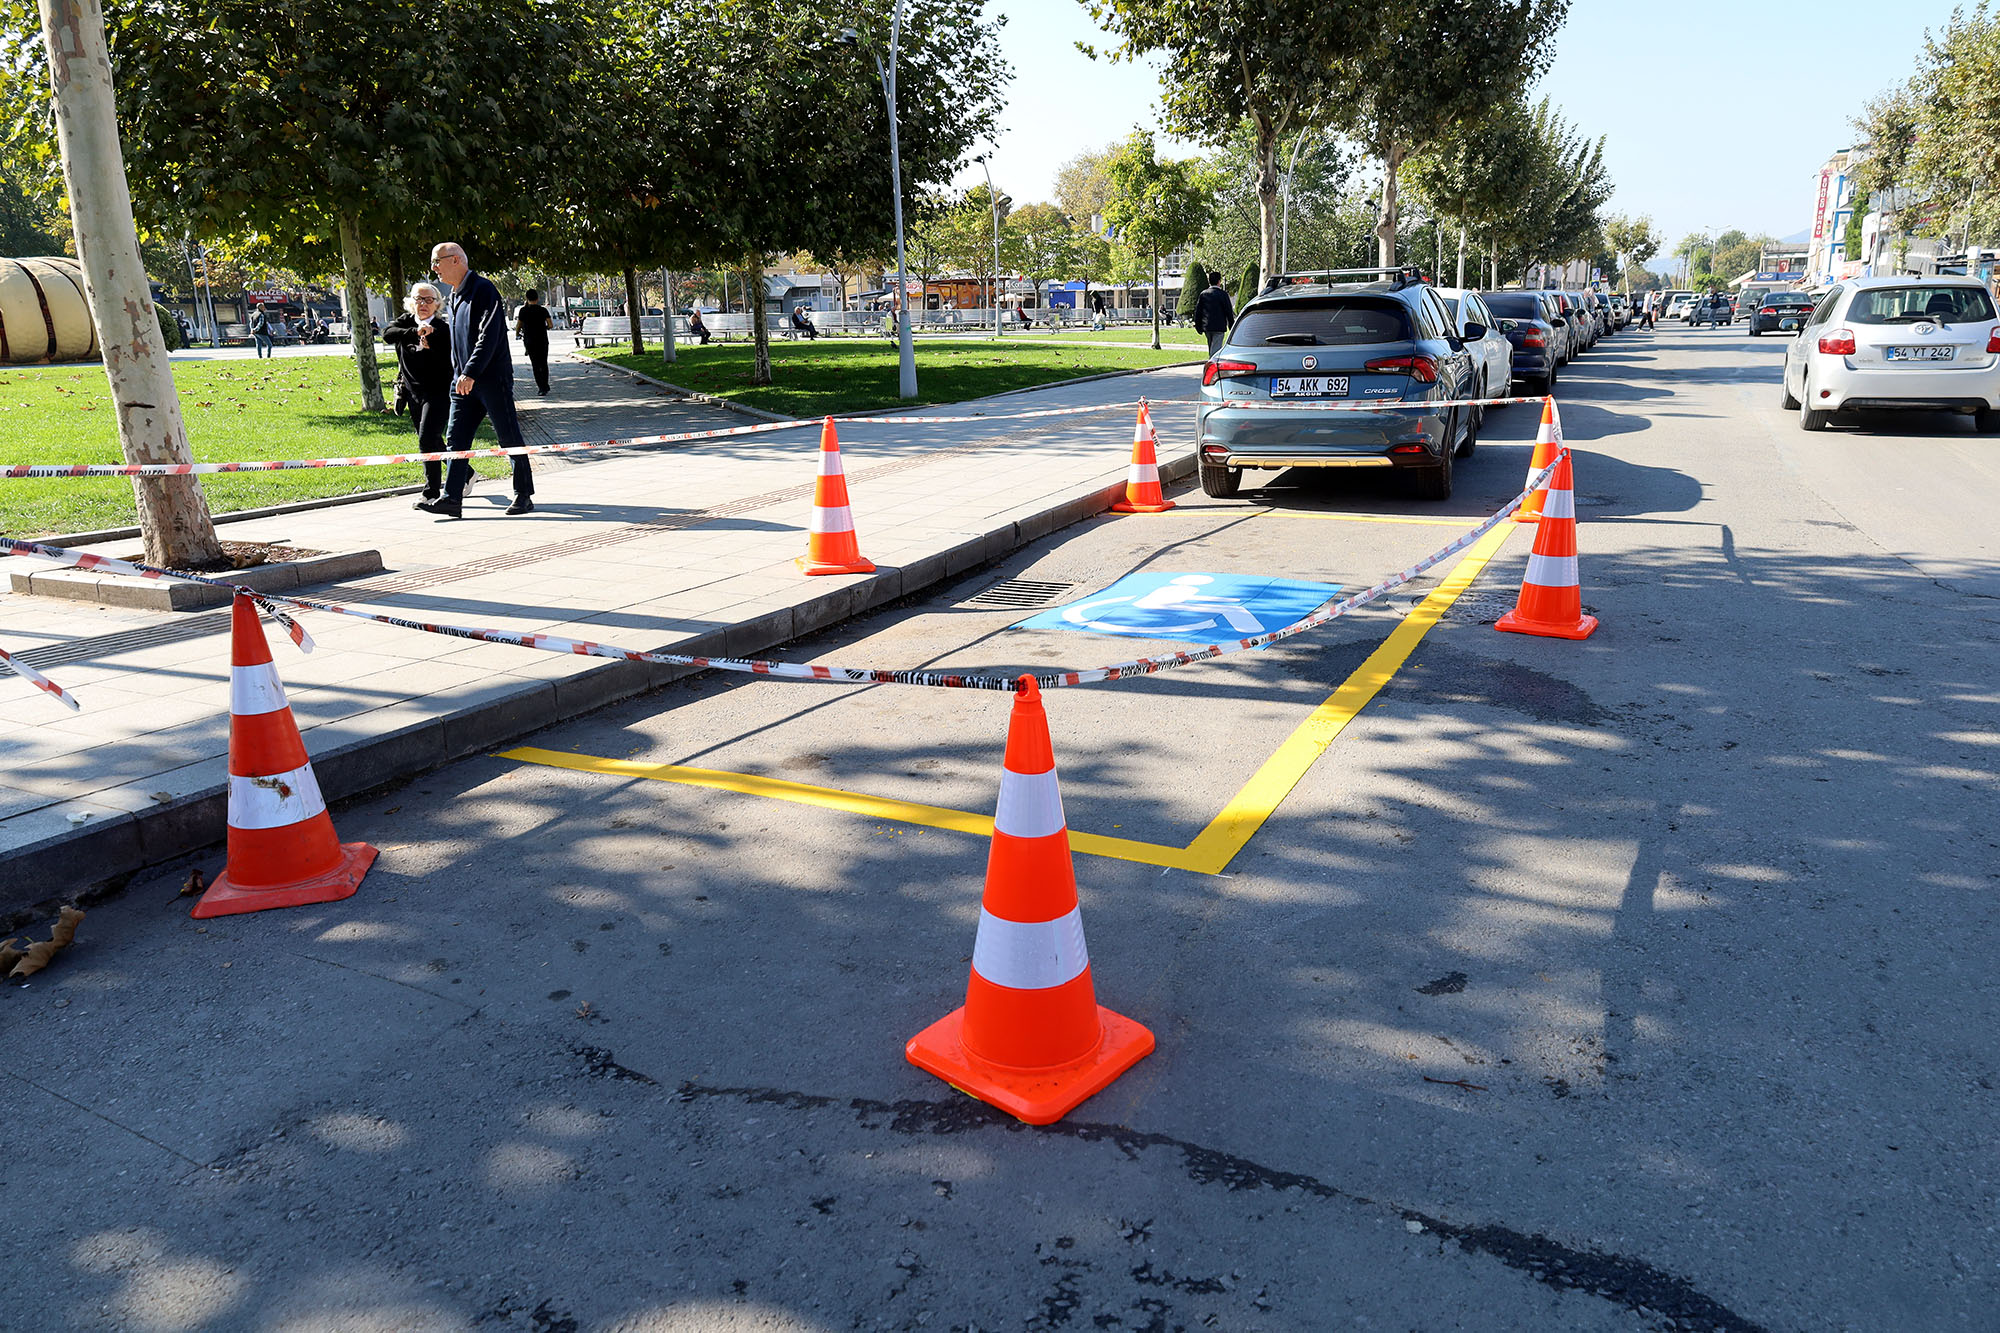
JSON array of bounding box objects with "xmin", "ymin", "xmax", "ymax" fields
[{"xmin": 0, "ymin": 446, "xmax": 1195, "ymax": 928}]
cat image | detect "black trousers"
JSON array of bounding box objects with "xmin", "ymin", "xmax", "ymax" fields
[
  {"xmin": 442, "ymin": 379, "xmax": 534, "ymax": 500},
  {"xmin": 522, "ymin": 336, "xmax": 550, "ymax": 393},
  {"xmin": 411, "ymin": 387, "xmax": 451, "ymax": 494}
]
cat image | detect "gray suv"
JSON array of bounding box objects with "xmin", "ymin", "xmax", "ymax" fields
[{"xmin": 1196, "ymin": 268, "xmax": 1481, "ymax": 501}]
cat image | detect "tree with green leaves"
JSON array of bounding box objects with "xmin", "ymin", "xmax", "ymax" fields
[
  {"xmin": 1102, "ymin": 130, "xmax": 1214, "ymax": 349},
  {"xmin": 1, "ymin": 0, "xmax": 605, "ymax": 412},
  {"xmin": 1052, "ymin": 145, "xmax": 1117, "ymax": 226},
  {"xmin": 27, "ymin": 0, "xmax": 221, "ymax": 567},
  {"xmin": 1176, "ymin": 261, "xmax": 1208, "ymax": 321},
  {"xmin": 654, "ymin": 0, "xmax": 1006, "ymax": 385},
  {"xmin": 1601, "ymin": 214, "xmax": 1662, "ymax": 283},
  {"xmin": 1003, "ymin": 202, "xmax": 1074, "ymax": 304},
  {"xmin": 1343, "ymin": 0, "xmax": 1567, "ymax": 267},
  {"xmin": 1084, "ymin": 0, "xmax": 1386, "ymax": 285}
]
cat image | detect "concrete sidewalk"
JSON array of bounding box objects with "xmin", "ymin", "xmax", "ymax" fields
[{"xmin": 0, "ymin": 356, "xmax": 1200, "ymax": 917}]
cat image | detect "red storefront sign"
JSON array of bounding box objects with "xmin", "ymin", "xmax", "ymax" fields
[{"xmin": 1812, "ymin": 171, "xmax": 1831, "ymax": 241}]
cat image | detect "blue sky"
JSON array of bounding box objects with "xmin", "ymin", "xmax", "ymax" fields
[{"xmin": 958, "ymin": 0, "xmax": 1965, "ymax": 250}]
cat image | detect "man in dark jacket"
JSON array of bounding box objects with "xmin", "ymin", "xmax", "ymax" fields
[
  {"xmin": 1194, "ymin": 277, "xmax": 1234, "ymax": 356},
  {"xmin": 419, "ymin": 242, "xmax": 535, "ymax": 517},
  {"xmin": 515, "ymin": 290, "xmax": 554, "ymax": 395}
]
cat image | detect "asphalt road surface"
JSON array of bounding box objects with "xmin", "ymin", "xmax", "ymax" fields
[{"xmin": 7, "ymin": 324, "xmax": 1997, "ymax": 1332}]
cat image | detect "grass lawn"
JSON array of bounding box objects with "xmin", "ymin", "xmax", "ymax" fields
[
  {"xmin": 0, "ymin": 359, "xmax": 504, "ymax": 537},
  {"xmin": 997, "ymin": 326, "xmax": 1208, "ymax": 347},
  {"xmin": 583, "ymin": 337, "xmax": 1200, "ymax": 417}
]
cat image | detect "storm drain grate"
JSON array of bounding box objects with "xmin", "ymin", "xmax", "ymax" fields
[
  {"xmin": 0, "ymin": 608, "xmax": 233, "ymax": 674},
  {"xmin": 958, "ymin": 578, "xmax": 1077, "ymax": 610}
]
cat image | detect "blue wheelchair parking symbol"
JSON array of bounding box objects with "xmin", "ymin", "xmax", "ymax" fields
[{"xmin": 1016, "ymin": 572, "xmax": 1343, "ymax": 643}]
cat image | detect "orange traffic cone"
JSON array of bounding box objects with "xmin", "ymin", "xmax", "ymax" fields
[
  {"xmin": 797, "ymin": 417, "xmax": 875, "ymax": 576},
  {"xmin": 1109, "ymin": 400, "xmax": 1175, "ymax": 514},
  {"xmin": 1514, "ymin": 397, "xmax": 1562, "ymax": 523},
  {"xmin": 906, "ymin": 676, "xmax": 1154, "ymax": 1124},
  {"xmin": 1496, "ymin": 450, "xmax": 1598, "ymax": 641},
  {"xmin": 193, "ymin": 594, "xmax": 377, "ymax": 918}
]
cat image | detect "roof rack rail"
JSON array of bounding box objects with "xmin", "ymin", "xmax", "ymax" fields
[{"xmin": 1268, "ymin": 265, "xmax": 1427, "ymax": 291}]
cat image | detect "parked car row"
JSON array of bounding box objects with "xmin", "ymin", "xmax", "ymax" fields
[{"xmin": 1192, "ymin": 267, "xmax": 1630, "ymax": 503}]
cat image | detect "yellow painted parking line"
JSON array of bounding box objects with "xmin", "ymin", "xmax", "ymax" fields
[
  {"xmin": 500, "ymin": 748, "xmax": 1203, "ymax": 869},
  {"xmin": 1176, "ymin": 520, "xmax": 1514, "ymax": 873},
  {"xmin": 499, "ymin": 521, "xmax": 1516, "ymax": 875}
]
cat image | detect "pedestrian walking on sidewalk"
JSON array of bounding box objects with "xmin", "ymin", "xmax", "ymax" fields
[
  {"xmin": 419, "ymin": 242, "xmax": 536, "ymax": 518},
  {"xmin": 383, "ymin": 282, "xmax": 456, "ymax": 505},
  {"xmin": 249, "ymin": 304, "xmax": 275, "ymax": 358},
  {"xmin": 1194, "ymin": 275, "xmax": 1234, "ymax": 356},
  {"xmin": 1640, "ymin": 289, "xmax": 1657, "ymax": 330},
  {"xmin": 515, "ymin": 290, "xmax": 554, "ymax": 395}
]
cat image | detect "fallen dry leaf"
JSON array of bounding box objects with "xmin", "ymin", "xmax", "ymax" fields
[{"xmin": 8, "ymin": 906, "xmax": 84, "ymax": 979}]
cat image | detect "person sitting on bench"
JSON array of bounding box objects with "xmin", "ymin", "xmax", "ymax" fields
[{"xmin": 789, "ymin": 306, "xmax": 818, "ymax": 340}]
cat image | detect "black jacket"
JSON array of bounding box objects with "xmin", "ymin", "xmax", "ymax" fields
[
  {"xmin": 448, "ymin": 270, "xmax": 513, "ymax": 385},
  {"xmin": 515, "ymin": 302, "xmax": 553, "ymax": 344},
  {"xmin": 1194, "ymin": 285, "xmax": 1233, "ymax": 335},
  {"xmin": 382, "ymin": 312, "xmax": 453, "ymax": 396}
]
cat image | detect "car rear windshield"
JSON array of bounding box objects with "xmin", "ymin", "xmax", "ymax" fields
[
  {"xmin": 1848, "ymin": 286, "xmax": 1996, "ymax": 324},
  {"xmin": 1763, "ymin": 294, "xmax": 1811, "ymax": 306},
  {"xmin": 1231, "ymin": 297, "xmax": 1412, "ymax": 346},
  {"xmin": 1482, "ymin": 294, "xmax": 1544, "ymax": 319}
]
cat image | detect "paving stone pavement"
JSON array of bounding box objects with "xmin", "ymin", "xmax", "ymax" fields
[{"xmin": 0, "ymin": 352, "xmax": 1202, "ymax": 915}]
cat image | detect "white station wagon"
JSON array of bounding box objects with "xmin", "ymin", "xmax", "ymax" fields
[{"xmin": 1781, "ymin": 275, "xmax": 2000, "ymax": 432}]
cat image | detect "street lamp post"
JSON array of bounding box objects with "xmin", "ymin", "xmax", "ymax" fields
[
  {"xmin": 975, "ymin": 151, "xmax": 1002, "ymax": 338},
  {"xmin": 842, "ymin": 5, "xmax": 918, "ymax": 400}
]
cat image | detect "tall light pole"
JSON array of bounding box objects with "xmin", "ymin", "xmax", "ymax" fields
[
  {"xmin": 842, "ymin": 7, "xmax": 917, "ymax": 399},
  {"xmin": 975, "ymin": 151, "xmax": 1003, "ymax": 338}
]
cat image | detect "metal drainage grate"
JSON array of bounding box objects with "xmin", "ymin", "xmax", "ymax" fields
[
  {"xmin": 958, "ymin": 578, "xmax": 1077, "ymax": 610},
  {"xmin": 0, "ymin": 607, "xmax": 233, "ymax": 675}
]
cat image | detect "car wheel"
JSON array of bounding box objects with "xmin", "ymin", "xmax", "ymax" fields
[
  {"xmin": 1780, "ymin": 374, "xmax": 1800, "ymax": 411},
  {"xmin": 1798, "ymin": 379, "xmax": 1832, "ymax": 432},
  {"xmin": 1456, "ymin": 391, "xmax": 1481, "ymax": 458},
  {"xmin": 1747, "ymin": 325, "xmax": 1759, "ymax": 337},
  {"xmin": 1409, "ymin": 426, "xmax": 1455, "ymax": 500},
  {"xmin": 1198, "ymin": 460, "xmax": 1242, "ymax": 498},
  {"xmin": 1976, "ymin": 408, "xmax": 2000, "ymax": 434}
]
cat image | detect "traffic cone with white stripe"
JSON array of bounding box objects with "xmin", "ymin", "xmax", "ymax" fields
[
  {"xmin": 1496, "ymin": 450, "xmax": 1598, "ymax": 641},
  {"xmin": 796, "ymin": 417, "xmax": 875, "ymax": 575},
  {"xmin": 1109, "ymin": 400, "xmax": 1175, "ymax": 513},
  {"xmin": 192, "ymin": 594, "xmax": 377, "ymax": 918},
  {"xmin": 905, "ymin": 676, "xmax": 1154, "ymax": 1124},
  {"xmin": 1514, "ymin": 397, "xmax": 1562, "ymax": 523}
]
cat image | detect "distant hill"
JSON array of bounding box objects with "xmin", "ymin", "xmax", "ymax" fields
[{"xmin": 1778, "ymin": 229, "xmax": 1811, "ymax": 245}]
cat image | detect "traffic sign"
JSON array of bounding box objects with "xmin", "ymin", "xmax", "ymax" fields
[{"xmin": 1017, "ymin": 572, "xmax": 1343, "ymax": 643}]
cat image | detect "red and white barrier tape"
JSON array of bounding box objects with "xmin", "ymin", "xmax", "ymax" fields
[
  {"xmin": 0, "ymin": 645, "xmax": 80, "ymax": 711},
  {"xmin": 0, "ymin": 400, "xmax": 1140, "ymax": 479},
  {"xmin": 1152, "ymin": 393, "xmax": 1554, "ymax": 412},
  {"xmin": 0, "ymin": 450, "xmax": 1561, "ymax": 703},
  {"xmin": 0, "ymin": 394, "xmax": 1550, "ymax": 479}
]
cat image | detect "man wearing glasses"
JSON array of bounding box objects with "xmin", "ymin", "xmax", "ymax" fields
[{"xmin": 418, "ymin": 242, "xmax": 536, "ymax": 517}]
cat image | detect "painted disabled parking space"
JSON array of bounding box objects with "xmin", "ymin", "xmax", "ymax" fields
[{"xmin": 1016, "ymin": 571, "xmax": 1344, "ymax": 642}]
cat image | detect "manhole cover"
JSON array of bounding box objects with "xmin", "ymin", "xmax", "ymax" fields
[
  {"xmin": 1407, "ymin": 593, "xmax": 1518, "ymax": 623},
  {"xmin": 958, "ymin": 578, "xmax": 1077, "ymax": 610}
]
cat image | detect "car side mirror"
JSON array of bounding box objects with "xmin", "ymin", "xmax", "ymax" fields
[
  {"xmin": 1462, "ymin": 321, "xmax": 1487, "ymax": 341},
  {"xmin": 1498, "ymin": 318, "xmax": 1519, "ymax": 332},
  {"xmin": 1550, "ymin": 316, "xmax": 1566, "ymax": 325}
]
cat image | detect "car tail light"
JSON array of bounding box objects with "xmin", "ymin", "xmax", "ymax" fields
[
  {"xmin": 1364, "ymin": 355, "xmax": 1439, "ymax": 383},
  {"xmin": 1521, "ymin": 329, "xmax": 1546, "ymax": 349},
  {"xmin": 1202, "ymin": 357, "xmax": 1255, "ymax": 387},
  {"xmin": 1760, "ymin": 306, "xmax": 1780, "ymax": 315},
  {"xmin": 1818, "ymin": 329, "xmax": 1856, "ymax": 356},
  {"xmin": 1986, "ymin": 327, "xmax": 2000, "ymax": 353}
]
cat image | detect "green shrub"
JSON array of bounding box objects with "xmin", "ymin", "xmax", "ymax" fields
[
  {"xmin": 1176, "ymin": 262, "xmax": 1206, "ymax": 321},
  {"xmin": 155, "ymin": 304, "xmax": 182, "ymax": 351},
  {"xmin": 1238, "ymin": 260, "xmax": 1260, "ymax": 301}
]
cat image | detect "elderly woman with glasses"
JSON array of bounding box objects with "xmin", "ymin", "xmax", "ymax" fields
[{"xmin": 382, "ymin": 282, "xmax": 457, "ymax": 505}]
